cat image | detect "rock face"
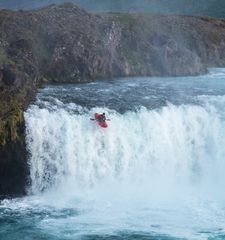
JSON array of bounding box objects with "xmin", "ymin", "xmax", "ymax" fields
[
  {"xmin": 0, "ymin": 140, "xmax": 28, "ymax": 198},
  {"xmin": 1, "ymin": 3, "xmax": 225, "ymax": 197},
  {"xmin": 1, "ymin": 4, "xmax": 225, "ymax": 83}
]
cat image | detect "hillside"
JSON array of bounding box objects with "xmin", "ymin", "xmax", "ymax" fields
[{"xmin": 0, "ymin": 0, "xmax": 225, "ymax": 18}]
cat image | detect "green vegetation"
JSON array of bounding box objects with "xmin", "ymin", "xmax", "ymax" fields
[{"xmin": 0, "ymin": 91, "xmax": 26, "ymax": 146}]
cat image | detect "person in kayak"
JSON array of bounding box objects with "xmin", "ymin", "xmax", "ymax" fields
[{"xmin": 97, "ymin": 113, "xmax": 106, "ymax": 122}]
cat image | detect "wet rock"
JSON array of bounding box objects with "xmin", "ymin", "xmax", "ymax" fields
[{"xmin": 0, "ymin": 140, "xmax": 28, "ymax": 198}]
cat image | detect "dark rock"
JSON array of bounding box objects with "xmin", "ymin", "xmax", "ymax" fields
[
  {"xmin": 0, "ymin": 139, "xmax": 29, "ymax": 198},
  {"xmin": 1, "ymin": 68, "xmax": 16, "ymax": 86}
]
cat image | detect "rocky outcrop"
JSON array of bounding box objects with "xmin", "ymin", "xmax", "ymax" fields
[
  {"xmin": 0, "ymin": 65, "xmax": 35, "ymax": 197},
  {"xmin": 0, "ymin": 139, "xmax": 28, "ymax": 198},
  {"xmin": 1, "ymin": 3, "xmax": 225, "ymax": 197}
]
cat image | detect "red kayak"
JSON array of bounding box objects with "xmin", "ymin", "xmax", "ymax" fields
[{"xmin": 95, "ymin": 113, "xmax": 108, "ymax": 128}]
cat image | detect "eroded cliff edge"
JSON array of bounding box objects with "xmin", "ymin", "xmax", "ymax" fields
[{"xmin": 1, "ymin": 3, "xmax": 225, "ymax": 197}]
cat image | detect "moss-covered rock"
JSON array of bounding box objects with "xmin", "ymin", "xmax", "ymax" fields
[
  {"xmin": 0, "ymin": 86, "xmax": 30, "ymax": 197},
  {"xmin": 0, "ymin": 94, "xmax": 24, "ymax": 142}
]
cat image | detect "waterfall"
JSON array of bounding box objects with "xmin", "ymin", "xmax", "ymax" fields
[{"xmin": 25, "ymin": 96, "xmax": 225, "ymax": 197}]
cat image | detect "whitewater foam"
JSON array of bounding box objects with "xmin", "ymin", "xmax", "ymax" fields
[{"xmin": 25, "ymin": 96, "xmax": 225, "ymax": 201}]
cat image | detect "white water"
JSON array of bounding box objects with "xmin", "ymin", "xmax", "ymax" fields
[
  {"xmin": 21, "ymin": 94, "xmax": 225, "ymax": 239},
  {"xmin": 25, "ymin": 96, "xmax": 225, "ymax": 197},
  {"xmin": 24, "ymin": 99, "xmax": 225, "ymax": 198}
]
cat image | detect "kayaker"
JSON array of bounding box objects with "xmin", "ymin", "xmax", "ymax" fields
[{"xmin": 98, "ymin": 113, "xmax": 106, "ymax": 122}]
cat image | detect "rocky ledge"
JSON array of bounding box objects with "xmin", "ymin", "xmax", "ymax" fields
[{"xmin": 1, "ymin": 3, "xmax": 225, "ymax": 197}]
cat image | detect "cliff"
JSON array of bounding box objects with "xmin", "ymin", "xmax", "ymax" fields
[{"xmin": 1, "ymin": 3, "xmax": 225, "ymax": 197}]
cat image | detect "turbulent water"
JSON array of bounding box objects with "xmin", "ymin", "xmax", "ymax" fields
[{"xmin": 1, "ymin": 68, "xmax": 225, "ymax": 240}]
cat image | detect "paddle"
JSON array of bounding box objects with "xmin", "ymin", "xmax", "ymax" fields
[{"xmin": 90, "ymin": 118, "xmax": 111, "ymax": 121}]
